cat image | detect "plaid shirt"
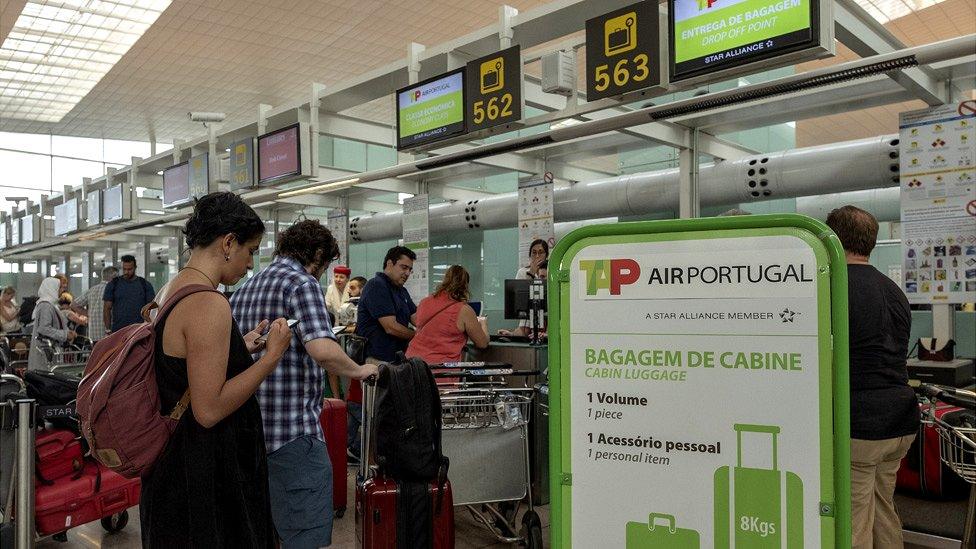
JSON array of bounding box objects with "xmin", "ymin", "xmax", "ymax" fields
[
  {"xmin": 74, "ymin": 281, "xmax": 108, "ymax": 341},
  {"xmin": 229, "ymin": 256, "xmax": 335, "ymax": 453}
]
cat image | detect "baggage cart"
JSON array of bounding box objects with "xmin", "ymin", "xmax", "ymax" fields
[
  {"xmin": 915, "ymin": 383, "xmax": 976, "ymax": 548},
  {"xmin": 434, "ymin": 363, "xmax": 544, "ymax": 548}
]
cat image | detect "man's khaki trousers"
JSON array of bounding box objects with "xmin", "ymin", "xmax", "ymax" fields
[{"xmin": 851, "ymin": 434, "xmax": 916, "ymax": 549}]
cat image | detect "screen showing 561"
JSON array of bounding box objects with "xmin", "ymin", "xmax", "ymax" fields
[
  {"xmin": 671, "ymin": 0, "xmax": 815, "ymax": 80},
  {"xmin": 397, "ymin": 71, "xmax": 465, "ymax": 149}
]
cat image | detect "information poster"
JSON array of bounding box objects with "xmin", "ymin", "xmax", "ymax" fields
[
  {"xmin": 670, "ymin": 0, "xmax": 818, "ymax": 81},
  {"xmin": 518, "ymin": 172, "xmax": 555, "ymax": 259},
  {"xmin": 327, "ymin": 208, "xmax": 349, "ymax": 282},
  {"xmin": 397, "ymin": 70, "xmax": 465, "ymax": 149},
  {"xmin": 549, "ymin": 219, "xmax": 847, "ymax": 548},
  {"xmin": 402, "ymin": 194, "xmax": 430, "ymax": 302},
  {"xmin": 899, "ymin": 100, "xmax": 976, "ymax": 304}
]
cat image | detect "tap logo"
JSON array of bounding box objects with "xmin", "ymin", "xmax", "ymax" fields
[
  {"xmin": 697, "ymin": 0, "xmax": 719, "ymax": 9},
  {"xmin": 580, "ymin": 259, "xmax": 641, "ymax": 295},
  {"xmin": 413, "ymin": 90, "xmax": 422, "ymax": 102}
]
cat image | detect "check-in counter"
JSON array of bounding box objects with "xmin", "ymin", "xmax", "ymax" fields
[{"xmin": 464, "ymin": 341, "xmax": 547, "ymax": 386}]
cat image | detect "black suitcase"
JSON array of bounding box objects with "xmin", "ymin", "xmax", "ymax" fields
[{"xmin": 25, "ymin": 370, "xmax": 80, "ymax": 431}]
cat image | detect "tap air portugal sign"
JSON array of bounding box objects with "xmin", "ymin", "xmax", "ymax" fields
[{"xmin": 548, "ymin": 217, "xmax": 851, "ymax": 549}]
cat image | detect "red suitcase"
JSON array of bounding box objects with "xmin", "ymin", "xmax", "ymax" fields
[
  {"xmin": 320, "ymin": 397, "xmax": 348, "ymax": 517},
  {"xmin": 896, "ymin": 401, "xmax": 971, "ymax": 499},
  {"xmin": 35, "ymin": 428, "xmax": 84, "ymax": 485},
  {"xmin": 35, "ymin": 461, "xmax": 141, "ymax": 536},
  {"xmin": 356, "ymin": 475, "xmax": 455, "ymax": 549}
]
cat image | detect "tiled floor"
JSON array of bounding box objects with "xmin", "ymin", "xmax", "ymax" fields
[{"xmin": 36, "ymin": 467, "xmax": 550, "ymax": 548}]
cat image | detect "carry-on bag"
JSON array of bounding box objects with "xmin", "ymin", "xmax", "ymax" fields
[
  {"xmin": 34, "ymin": 460, "xmax": 140, "ymax": 536},
  {"xmin": 320, "ymin": 397, "xmax": 348, "ymax": 517},
  {"xmin": 357, "ymin": 475, "xmax": 455, "ymax": 549},
  {"xmin": 626, "ymin": 513, "xmax": 700, "ymax": 548},
  {"xmin": 357, "ymin": 375, "xmax": 455, "ymax": 549},
  {"xmin": 35, "ymin": 428, "xmax": 84, "ymax": 485},
  {"xmin": 714, "ymin": 424, "xmax": 803, "ymax": 549},
  {"xmin": 896, "ymin": 401, "xmax": 972, "ymax": 499}
]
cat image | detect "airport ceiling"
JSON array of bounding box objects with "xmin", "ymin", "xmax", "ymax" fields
[{"xmin": 0, "ymin": 0, "xmax": 974, "ymax": 149}]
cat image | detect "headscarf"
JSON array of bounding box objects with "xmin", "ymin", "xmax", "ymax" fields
[{"xmin": 34, "ymin": 277, "xmax": 61, "ymax": 320}]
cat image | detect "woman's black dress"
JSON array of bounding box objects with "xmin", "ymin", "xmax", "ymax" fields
[{"xmin": 140, "ymin": 315, "xmax": 274, "ymax": 548}]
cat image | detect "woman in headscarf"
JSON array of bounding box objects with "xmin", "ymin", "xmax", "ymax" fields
[{"xmin": 27, "ymin": 277, "xmax": 77, "ymax": 371}]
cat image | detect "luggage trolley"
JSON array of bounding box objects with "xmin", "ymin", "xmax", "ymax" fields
[
  {"xmin": 915, "ymin": 383, "xmax": 976, "ymax": 548},
  {"xmin": 35, "ymin": 336, "xmax": 92, "ymax": 375},
  {"xmin": 434, "ymin": 363, "xmax": 544, "ymax": 548}
]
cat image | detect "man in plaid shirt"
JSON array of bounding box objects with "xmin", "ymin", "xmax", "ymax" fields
[{"xmin": 230, "ymin": 220, "xmax": 376, "ymax": 548}]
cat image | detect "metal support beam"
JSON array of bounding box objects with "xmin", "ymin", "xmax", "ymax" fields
[
  {"xmin": 678, "ymin": 129, "xmax": 701, "ymax": 219},
  {"xmin": 833, "ymin": 0, "xmax": 947, "ymax": 105},
  {"xmin": 408, "ymin": 43, "xmax": 425, "ymax": 84}
]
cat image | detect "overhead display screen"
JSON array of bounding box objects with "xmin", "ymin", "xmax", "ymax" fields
[
  {"xmin": 54, "ymin": 198, "xmax": 79, "ymax": 236},
  {"xmin": 87, "ymin": 189, "xmax": 102, "ymax": 227},
  {"xmin": 20, "ymin": 214, "xmax": 37, "ymax": 244},
  {"xmin": 0, "ymin": 221, "xmax": 7, "ymax": 250},
  {"xmin": 162, "ymin": 161, "xmax": 191, "ymax": 208},
  {"xmin": 10, "ymin": 217, "xmax": 20, "ymax": 246},
  {"xmin": 670, "ymin": 0, "xmax": 820, "ymax": 82},
  {"xmin": 396, "ymin": 69, "xmax": 466, "ymax": 149},
  {"xmin": 103, "ymin": 184, "xmax": 124, "ymax": 223},
  {"xmin": 258, "ymin": 124, "xmax": 302, "ymax": 185}
]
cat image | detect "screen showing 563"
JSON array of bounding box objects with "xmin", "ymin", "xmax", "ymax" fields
[{"xmin": 671, "ymin": 0, "xmax": 815, "ymax": 80}]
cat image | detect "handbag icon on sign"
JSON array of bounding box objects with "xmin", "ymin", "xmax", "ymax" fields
[
  {"xmin": 480, "ymin": 57, "xmax": 504, "ymax": 94},
  {"xmin": 604, "ymin": 12, "xmax": 637, "ymax": 57}
]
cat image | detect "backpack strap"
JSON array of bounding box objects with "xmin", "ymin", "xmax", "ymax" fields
[{"xmin": 152, "ymin": 284, "xmax": 220, "ymax": 421}]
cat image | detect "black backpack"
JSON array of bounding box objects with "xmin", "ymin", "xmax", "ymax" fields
[
  {"xmin": 374, "ymin": 354, "xmax": 447, "ymax": 482},
  {"xmin": 18, "ymin": 296, "xmax": 38, "ymax": 326},
  {"xmin": 24, "ymin": 370, "xmax": 81, "ymax": 432}
]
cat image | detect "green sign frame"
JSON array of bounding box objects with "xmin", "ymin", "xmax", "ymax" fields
[{"xmin": 547, "ymin": 214, "xmax": 851, "ymax": 548}]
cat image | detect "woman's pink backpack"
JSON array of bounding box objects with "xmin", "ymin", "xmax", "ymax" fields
[{"xmin": 76, "ymin": 284, "xmax": 217, "ymax": 478}]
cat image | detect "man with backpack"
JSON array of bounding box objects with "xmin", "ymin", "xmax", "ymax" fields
[
  {"xmin": 230, "ymin": 220, "xmax": 377, "ymax": 548},
  {"xmin": 103, "ymin": 255, "xmax": 155, "ymax": 334}
]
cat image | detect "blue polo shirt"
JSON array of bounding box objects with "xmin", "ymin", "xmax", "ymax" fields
[
  {"xmin": 356, "ymin": 272, "xmax": 417, "ymax": 361},
  {"xmin": 103, "ymin": 275, "xmax": 155, "ymax": 331}
]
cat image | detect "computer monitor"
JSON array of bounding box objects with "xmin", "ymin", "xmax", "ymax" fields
[
  {"xmin": 468, "ymin": 301, "xmax": 482, "ymax": 316},
  {"xmin": 504, "ymin": 280, "xmax": 530, "ymax": 320}
]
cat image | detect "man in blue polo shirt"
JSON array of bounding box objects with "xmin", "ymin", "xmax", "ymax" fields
[
  {"xmin": 356, "ymin": 245, "xmax": 418, "ymax": 363},
  {"xmin": 103, "ymin": 255, "xmax": 155, "ymax": 333}
]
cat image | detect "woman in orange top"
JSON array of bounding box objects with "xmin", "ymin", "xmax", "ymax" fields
[{"xmin": 407, "ymin": 265, "xmax": 488, "ymax": 365}]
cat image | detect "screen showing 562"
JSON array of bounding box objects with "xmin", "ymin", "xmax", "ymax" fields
[{"xmin": 671, "ymin": 0, "xmax": 814, "ymax": 80}]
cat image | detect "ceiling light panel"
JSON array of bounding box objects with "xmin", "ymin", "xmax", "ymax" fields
[
  {"xmin": 0, "ymin": 0, "xmax": 171, "ymax": 124},
  {"xmin": 851, "ymin": 0, "xmax": 948, "ymax": 24}
]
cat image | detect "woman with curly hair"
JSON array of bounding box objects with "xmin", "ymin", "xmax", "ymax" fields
[
  {"xmin": 406, "ymin": 265, "xmax": 488, "ymax": 365},
  {"xmin": 140, "ymin": 192, "xmax": 292, "ymax": 548}
]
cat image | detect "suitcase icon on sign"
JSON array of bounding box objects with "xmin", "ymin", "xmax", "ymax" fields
[
  {"xmin": 626, "ymin": 513, "xmax": 700, "ymax": 548},
  {"xmin": 604, "ymin": 12, "xmax": 637, "ymax": 56},
  {"xmin": 714, "ymin": 424, "xmax": 804, "ymax": 549},
  {"xmin": 480, "ymin": 57, "xmax": 504, "ymax": 94}
]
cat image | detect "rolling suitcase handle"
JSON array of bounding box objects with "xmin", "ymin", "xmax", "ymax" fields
[
  {"xmin": 734, "ymin": 423, "xmax": 780, "ymax": 469},
  {"xmin": 361, "ymin": 374, "xmax": 377, "ymax": 481}
]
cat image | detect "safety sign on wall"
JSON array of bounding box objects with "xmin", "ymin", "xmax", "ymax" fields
[
  {"xmin": 517, "ymin": 172, "xmax": 555, "ymax": 260},
  {"xmin": 402, "ymin": 194, "xmax": 430, "ymax": 301},
  {"xmin": 327, "ymin": 208, "xmax": 349, "ymax": 283},
  {"xmin": 899, "ymin": 101, "xmax": 976, "ymax": 305},
  {"xmin": 548, "ymin": 216, "xmax": 850, "ymax": 548}
]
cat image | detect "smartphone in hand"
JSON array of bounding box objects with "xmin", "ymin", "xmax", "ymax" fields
[{"xmin": 255, "ymin": 319, "xmax": 299, "ymax": 345}]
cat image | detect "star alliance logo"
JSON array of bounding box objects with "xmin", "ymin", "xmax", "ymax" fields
[{"xmin": 780, "ymin": 308, "xmax": 799, "ymax": 323}]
